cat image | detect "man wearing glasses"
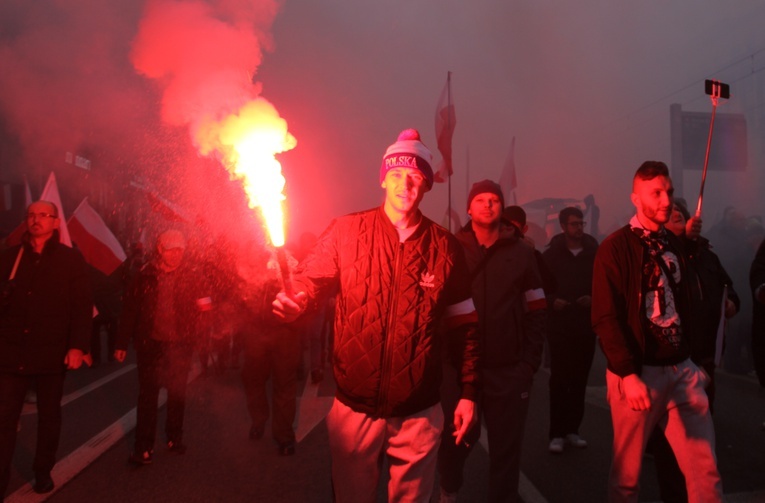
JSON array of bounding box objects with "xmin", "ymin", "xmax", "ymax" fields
[
  {"xmin": 541, "ymin": 206, "xmax": 598, "ymax": 454},
  {"xmin": 0, "ymin": 200, "xmax": 93, "ymax": 497}
]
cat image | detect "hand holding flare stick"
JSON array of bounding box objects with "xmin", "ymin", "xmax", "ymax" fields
[
  {"xmin": 193, "ymin": 98, "xmax": 303, "ymax": 320},
  {"xmin": 263, "ymin": 201, "xmax": 306, "ymax": 322},
  {"xmin": 271, "ymin": 245, "xmax": 306, "ymax": 322}
]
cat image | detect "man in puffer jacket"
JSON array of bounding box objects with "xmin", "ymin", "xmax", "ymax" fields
[{"xmin": 273, "ymin": 129, "xmax": 480, "ymax": 503}]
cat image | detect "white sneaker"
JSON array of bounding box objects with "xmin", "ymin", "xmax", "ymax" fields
[
  {"xmin": 566, "ymin": 433, "xmax": 588, "ymax": 448},
  {"xmin": 548, "ymin": 437, "xmax": 565, "ymax": 453}
]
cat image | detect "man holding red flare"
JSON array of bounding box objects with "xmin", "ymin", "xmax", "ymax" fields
[{"xmin": 273, "ymin": 129, "xmax": 479, "ymax": 503}]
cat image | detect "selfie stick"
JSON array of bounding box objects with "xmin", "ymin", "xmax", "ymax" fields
[{"xmin": 696, "ymin": 80, "xmax": 729, "ymax": 217}]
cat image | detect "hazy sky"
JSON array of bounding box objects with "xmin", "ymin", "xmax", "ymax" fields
[{"xmin": 2, "ymin": 0, "xmax": 765, "ymax": 242}]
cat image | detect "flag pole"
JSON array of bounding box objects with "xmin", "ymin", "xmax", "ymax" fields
[{"xmin": 446, "ymin": 71, "xmax": 452, "ymax": 233}]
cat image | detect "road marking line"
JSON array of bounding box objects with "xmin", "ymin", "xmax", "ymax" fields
[
  {"xmin": 22, "ymin": 364, "xmax": 137, "ymax": 416},
  {"xmin": 9, "ymin": 365, "xmax": 204, "ymax": 501},
  {"xmin": 8, "ymin": 393, "xmax": 157, "ymax": 503}
]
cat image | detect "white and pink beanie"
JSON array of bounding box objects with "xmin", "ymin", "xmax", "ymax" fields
[{"xmin": 380, "ymin": 129, "xmax": 434, "ymax": 188}]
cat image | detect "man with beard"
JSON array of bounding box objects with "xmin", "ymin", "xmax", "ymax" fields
[
  {"xmin": 437, "ymin": 180, "xmax": 546, "ymax": 503},
  {"xmin": 0, "ymin": 200, "xmax": 92, "ymax": 496},
  {"xmin": 273, "ymin": 129, "xmax": 479, "ymax": 503},
  {"xmin": 592, "ymin": 161, "xmax": 722, "ymax": 502}
]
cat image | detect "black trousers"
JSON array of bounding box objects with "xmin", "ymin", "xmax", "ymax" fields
[
  {"xmin": 0, "ymin": 371, "xmax": 65, "ymax": 497},
  {"xmin": 134, "ymin": 341, "xmax": 192, "ymax": 453},
  {"xmin": 438, "ymin": 362, "xmax": 533, "ymax": 503},
  {"xmin": 547, "ymin": 329, "xmax": 596, "ymax": 438},
  {"xmin": 241, "ymin": 327, "xmax": 300, "ymax": 446}
]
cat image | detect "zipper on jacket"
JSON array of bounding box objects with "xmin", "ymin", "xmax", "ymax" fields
[{"xmin": 376, "ymin": 241, "xmax": 405, "ymax": 416}]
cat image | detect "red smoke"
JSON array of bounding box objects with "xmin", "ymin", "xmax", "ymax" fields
[{"xmin": 131, "ymin": 0, "xmax": 281, "ymax": 135}]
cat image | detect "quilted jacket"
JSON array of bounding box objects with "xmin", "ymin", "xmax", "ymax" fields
[{"xmin": 293, "ymin": 207, "xmax": 480, "ymax": 418}]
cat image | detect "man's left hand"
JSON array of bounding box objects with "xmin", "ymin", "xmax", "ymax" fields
[
  {"xmin": 452, "ymin": 398, "xmax": 477, "ymax": 446},
  {"xmin": 64, "ymin": 349, "xmax": 84, "ymax": 370}
]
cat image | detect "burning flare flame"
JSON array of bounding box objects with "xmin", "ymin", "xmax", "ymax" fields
[{"xmin": 196, "ymin": 98, "xmax": 296, "ymax": 247}]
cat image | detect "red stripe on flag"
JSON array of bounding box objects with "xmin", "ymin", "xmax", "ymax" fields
[
  {"xmin": 68, "ymin": 199, "xmax": 126, "ymax": 276},
  {"xmin": 527, "ymin": 298, "xmax": 547, "ymax": 312},
  {"xmin": 3, "ymin": 222, "xmax": 26, "ymax": 248},
  {"xmin": 68, "ymin": 218, "xmax": 124, "ymax": 275}
]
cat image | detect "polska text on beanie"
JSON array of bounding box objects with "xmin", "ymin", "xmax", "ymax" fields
[{"xmin": 380, "ymin": 129, "xmax": 434, "ymax": 188}]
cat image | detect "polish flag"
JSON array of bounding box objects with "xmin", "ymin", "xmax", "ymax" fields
[
  {"xmin": 39, "ymin": 172, "xmax": 72, "ymax": 247},
  {"xmin": 434, "ymin": 73, "xmax": 456, "ymax": 183},
  {"xmin": 68, "ymin": 198, "xmax": 127, "ymax": 276}
]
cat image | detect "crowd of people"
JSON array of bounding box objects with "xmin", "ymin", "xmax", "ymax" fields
[{"xmin": 1, "ymin": 129, "xmax": 764, "ymax": 503}]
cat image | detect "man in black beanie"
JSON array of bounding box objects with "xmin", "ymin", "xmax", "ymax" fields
[{"xmin": 437, "ymin": 180, "xmax": 547, "ymax": 503}]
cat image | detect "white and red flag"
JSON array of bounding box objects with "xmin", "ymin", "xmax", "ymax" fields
[
  {"xmin": 39, "ymin": 172, "xmax": 72, "ymax": 247},
  {"xmin": 434, "ymin": 73, "xmax": 456, "ymax": 183},
  {"xmin": 499, "ymin": 136, "xmax": 518, "ymax": 203},
  {"xmin": 68, "ymin": 198, "xmax": 127, "ymax": 276}
]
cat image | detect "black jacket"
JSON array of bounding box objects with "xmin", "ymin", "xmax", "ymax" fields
[
  {"xmin": 454, "ymin": 222, "xmax": 547, "ymax": 370},
  {"xmin": 592, "ymin": 225, "xmax": 694, "ymax": 377},
  {"xmin": 683, "ymin": 235, "xmax": 739, "ymax": 367},
  {"xmin": 293, "ymin": 207, "xmax": 480, "ymax": 418},
  {"xmin": 542, "ymin": 233, "xmax": 598, "ymax": 335},
  {"xmin": 116, "ymin": 261, "xmax": 203, "ymax": 353},
  {"xmin": 0, "ymin": 232, "xmax": 93, "ymax": 374}
]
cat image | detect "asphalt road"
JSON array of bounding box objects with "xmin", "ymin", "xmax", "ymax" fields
[{"xmin": 5, "ymin": 345, "xmax": 765, "ymax": 503}]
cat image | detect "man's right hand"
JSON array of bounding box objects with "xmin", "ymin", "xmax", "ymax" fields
[
  {"xmin": 621, "ymin": 373, "xmax": 651, "ymax": 411},
  {"xmin": 113, "ymin": 350, "xmax": 126, "ymax": 363},
  {"xmin": 272, "ymin": 291, "xmax": 308, "ymax": 323}
]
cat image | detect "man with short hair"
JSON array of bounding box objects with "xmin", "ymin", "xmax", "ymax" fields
[
  {"xmin": 0, "ymin": 200, "xmax": 93, "ymax": 497},
  {"xmin": 542, "ymin": 206, "xmax": 598, "ymax": 454},
  {"xmin": 273, "ymin": 129, "xmax": 479, "ymax": 503},
  {"xmin": 437, "ymin": 180, "xmax": 546, "ymax": 503},
  {"xmin": 592, "ymin": 161, "xmax": 722, "ymax": 502}
]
